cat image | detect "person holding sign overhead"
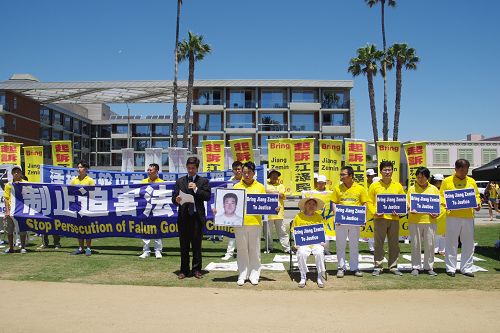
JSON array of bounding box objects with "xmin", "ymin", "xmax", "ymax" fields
[
  {"xmin": 440, "ymin": 159, "xmax": 481, "ymax": 277},
  {"xmin": 407, "ymin": 167, "xmax": 440, "ymax": 276},
  {"xmin": 333, "ymin": 166, "xmax": 368, "ymax": 278},
  {"xmin": 291, "ymin": 197, "xmax": 326, "ymax": 288},
  {"xmin": 368, "ymin": 161, "xmax": 406, "ymax": 276}
]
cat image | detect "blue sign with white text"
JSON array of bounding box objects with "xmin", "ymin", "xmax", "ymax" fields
[
  {"xmin": 293, "ymin": 224, "xmax": 325, "ymax": 246},
  {"xmin": 444, "ymin": 188, "xmax": 478, "ymax": 210},
  {"xmin": 334, "ymin": 204, "xmax": 366, "ymax": 226},
  {"xmin": 245, "ymin": 194, "xmax": 279, "ymax": 215},
  {"xmin": 410, "ymin": 193, "xmax": 440, "ymax": 214},
  {"xmin": 376, "ymin": 194, "xmax": 407, "ymax": 215}
]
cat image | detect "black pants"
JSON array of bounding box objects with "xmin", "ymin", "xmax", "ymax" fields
[
  {"xmin": 178, "ymin": 214, "xmax": 203, "ymax": 275},
  {"xmin": 43, "ymin": 234, "xmax": 61, "ymax": 246}
]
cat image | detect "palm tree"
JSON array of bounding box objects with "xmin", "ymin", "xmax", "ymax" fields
[
  {"xmin": 348, "ymin": 44, "xmax": 384, "ymax": 143},
  {"xmin": 365, "ymin": 0, "xmax": 396, "ymax": 141},
  {"xmin": 171, "ymin": 0, "xmax": 182, "ymax": 147},
  {"xmin": 386, "ymin": 43, "xmax": 419, "ymax": 141},
  {"xmin": 178, "ymin": 31, "xmax": 212, "ymax": 148}
]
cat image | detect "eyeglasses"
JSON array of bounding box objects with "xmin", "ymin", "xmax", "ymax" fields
[{"xmin": 339, "ymin": 173, "xmax": 348, "ymax": 176}]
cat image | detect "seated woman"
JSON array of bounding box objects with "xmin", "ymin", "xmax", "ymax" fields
[{"xmin": 291, "ymin": 197, "xmax": 326, "ymax": 288}]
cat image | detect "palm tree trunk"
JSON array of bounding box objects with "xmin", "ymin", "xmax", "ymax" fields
[
  {"xmin": 381, "ymin": 0, "xmax": 389, "ymax": 141},
  {"xmin": 393, "ymin": 63, "xmax": 402, "ymax": 141},
  {"xmin": 171, "ymin": 0, "xmax": 182, "ymax": 146},
  {"xmin": 367, "ymin": 72, "xmax": 379, "ymax": 143},
  {"xmin": 182, "ymin": 53, "xmax": 194, "ymax": 148}
]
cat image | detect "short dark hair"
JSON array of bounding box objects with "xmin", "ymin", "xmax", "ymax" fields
[
  {"xmin": 415, "ymin": 167, "xmax": 430, "ymax": 179},
  {"xmin": 149, "ymin": 163, "xmax": 159, "ymax": 171},
  {"xmin": 455, "ymin": 159, "xmax": 470, "ymax": 169},
  {"xmin": 243, "ymin": 161, "xmax": 256, "ymax": 173},
  {"xmin": 77, "ymin": 161, "xmax": 90, "ymax": 169},
  {"xmin": 341, "ymin": 166, "xmax": 354, "ymax": 176},
  {"xmin": 186, "ymin": 156, "xmax": 200, "ymax": 168},
  {"xmin": 232, "ymin": 161, "xmax": 243, "ymax": 169},
  {"xmin": 379, "ymin": 160, "xmax": 393, "ymax": 170},
  {"xmin": 223, "ymin": 192, "xmax": 238, "ymax": 205}
]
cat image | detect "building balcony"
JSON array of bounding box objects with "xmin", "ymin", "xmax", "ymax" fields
[
  {"xmin": 227, "ymin": 101, "xmax": 256, "ymax": 109},
  {"xmin": 289, "ymin": 102, "xmax": 321, "ymax": 111},
  {"xmin": 225, "ymin": 123, "xmax": 256, "ymax": 134},
  {"xmin": 290, "ymin": 124, "xmax": 320, "ymax": 132},
  {"xmin": 257, "ymin": 124, "xmax": 288, "ymax": 132},
  {"xmin": 322, "ymin": 125, "xmax": 351, "ymax": 134},
  {"xmin": 259, "ymin": 102, "xmax": 288, "ymax": 110},
  {"xmin": 52, "ymin": 124, "xmax": 64, "ymax": 131},
  {"xmin": 192, "ymin": 104, "xmax": 224, "ymax": 111},
  {"xmin": 321, "ymin": 101, "xmax": 350, "ymax": 109},
  {"xmin": 111, "ymin": 133, "xmax": 129, "ymax": 139}
]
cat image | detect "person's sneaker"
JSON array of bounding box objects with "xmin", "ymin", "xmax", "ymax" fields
[
  {"xmin": 426, "ymin": 270, "xmax": 437, "ymax": 276},
  {"xmin": 463, "ymin": 272, "xmax": 475, "ymax": 278},
  {"xmin": 139, "ymin": 251, "xmax": 150, "ymax": 259},
  {"xmin": 85, "ymin": 248, "xmax": 92, "ymax": 256},
  {"xmin": 372, "ymin": 268, "xmax": 382, "ymax": 276},
  {"xmin": 390, "ymin": 268, "xmax": 403, "ymax": 276},
  {"xmin": 38, "ymin": 244, "xmax": 47, "ymax": 249},
  {"xmin": 411, "ymin": 269, "xmax": 419, "ymax": 276},
  {"xmin": 354, "ymin": 270, "xmax": 363, "ymax": 277},
  {"xmin": 298, "ymin": 278, "xmax": 306, "ymax": 288},
  {"xmin": 250, "ymin": 278, "xmax": 259, "ymax": 286},
  {"xmin": 446, "ymin": 271, "xmax": 456, "ymax": 277},
  {"xmin": 237, "ymin": 279, "xmax": 245, "ymax": 286},
  {"xmin": 20, "ymin": 248, "xmax": 27, "ymax": 254},
  {"xmin": 71, "ymin": 248, "xmax": 84, "ymax": 255},
  {"xmin": 54, "ymin": 244, "xmax": 61, "ymax": 250},
  {"xmin": 336, "ymin": 269, "xmax": 345, "ymax": 278},
  {"xmin": 4, "ymin": 248, "xmax": 14, "ymax": 254},
  {"xmin": 155, "ymin": 250, "xmax": 162, "ymax": 259},
  {"xmin": 221, "ymin": 253, "xmax": 233, "ymax": 261},
  {"xmin": 317, "ymin": 276, "xmax": 324, "ymax": 288}
]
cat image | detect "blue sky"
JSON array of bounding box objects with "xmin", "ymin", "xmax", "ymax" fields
[{"xmin": 2, "ymin": 0, "xmax": 499, "ymax": 141}]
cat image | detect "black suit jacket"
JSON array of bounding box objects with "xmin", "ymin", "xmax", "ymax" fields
[{"xmin": 172, "ymin": 175, "xmax": 211, "ymax": 222}]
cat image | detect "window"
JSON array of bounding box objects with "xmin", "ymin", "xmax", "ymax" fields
[
  {"xmin": 259, "ymin": 113, "xmax": 287, "ymax": 131},
  {"xmin": 133, "ymin": 139, "xmax": 150, "ymax": 151},
  {"xmin": 291, "ymin": 89, "xmax": 318, "ymax": 103},
  {"xmin": 113, "ymin": 124, "xmax": 129, "ymax": 134},
  {"xmin": 322, "ymin": 113, "xmax": 349, "ymax": 126},
  {"xmin": 112, "ymin": 139, "xmax": 128, "ymax": 150},
  {"xmin": 97, "ymin": 154, "xmax": 111, "ymax": 166},
  {"xmin": 97, "ymin": 139, "xmax": 111, "ymax": 152},
  {"xmin": 63, "ymin": 115, "xmax": 72, "ymax": 131},
  {"xmin": 52, "ymin": 130, "xmax": 63, "ymax": 140},
  {"xmin": 135, "ymin": 153, "xmax": 145, "ymax": 167},
  {"xmin": 322, "ymin": 91, "xmax": 348, "ymax": 108},
  {"xmin": 40, "ymin": 107, "xmax": 51, "ymax": 124},
  {"xmin": 99, "ymin": 125, "xmax": 111, "ymax": 138},
  {"xmin": 133, "ymin": 125, "xmax": 150, "ymax": 137},
  {"xmin": 82, "ymin": 122, "xmax": 90, "ymax": 136},
  {"xmin": 0, "ymin": 94, "xmax": 7, "ymax": 110},
  {"xmin": 457, "ymin": 149, "xmax": 474, "ymax": 165},
  {"xmin": 197, "ymin": 89, "xmax": 223, "ymax": 105},
  {"xmin": 13, "ymin": 97, "xmax": 17, "ymax": 110},
  {"xmin": 261, "ymin": 89, "xmax": 287, "ymax": 108},
  {"xmin": 53, "ymin": 112, "xmax": 62, "ymax": 126},
  {"xmin": 11, "ymin": 118, "xmax": 16, "ymax": 131},
  {"xmin": 229, "ymin": 89, "xmax": 255, "ymax": 108},
  {"xmin": 73, "ymin": 136, "xmax": 81, "ymax": 150},
  {"xmin": 162, "ymin": 153, "xmax": 169, "ymax": 166},
  {"xmin": 197, "ymin": 113, "xmax": 222, "ymax": 131},
  {"xmin": 112, "ymin": 153, "xmax": 123, "ymax": 166},
  {"xmin": 152, "ymin": 139, "xmax": 170, "ymax": 149},
  {"xmin": 40, "ymin": 128, "xmax": 51, "ymax": 140},
  {"xmin": 482, "ymin": 149, "xmax": 497, "ymax": 165},
  {"xmin": 226, "ymin": 112, "xmax": 254, "ymax": 128},
  {"xmin": 153, "ymin": 124, "xmax": 170, "ymax": 136},
  {"xmin": 73, "ymin": 119, "xmax": 81, "ymax": 134},
  {"xmin": 433, "ymin": 148, "xmax": 449, "ymax": 166},
  {"xmin": 290, "ymin": 113, "xmax": 317, "ymax": 131},
  {"xmin": 63, "ymin": 132, "xmax": 72, "ymax": 140}
]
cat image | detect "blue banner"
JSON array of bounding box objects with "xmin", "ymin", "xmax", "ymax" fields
[
  {"xmin": 444, "ymin": 188, "xmax": 478, "ymax": 210},
  {"xmin": 246, "ymin": 194, "xmax": 279, "ymax": 215},
  {"xmin": 41, "ymin": 165, "xmax": 266, "ymax": 186},
  {"xmin": 410, "ymin": 193, "xmax": 441, "ymax": 214},
  {"xmin": 334, "ymin": 204, "xmax": 366, "ymax": 226},
  {"xmin": 293, "ymin": 223, "xmax": 325, "ymax": 246},
  {"xmin": 376, "ymin": 194, "xmax": 407, "ymax": 215},
  {"xmin": 12, "ymin": 181, "xmax": 237, "ymax": 238}
]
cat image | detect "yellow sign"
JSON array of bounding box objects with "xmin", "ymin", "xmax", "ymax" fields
[
  {"xmin": 51, "ymin": 140, "xmax": 73, "ymax": 167},
  {"xmin": 291, "ymin": 138, "xmax": 314, "ymax": 195},
  {"xmin": 404, "ymin": 142, "xmax": 427, "ymax": 188},
  {"xmin": 0, "ymin": 142, "xmax": 22, "ymax": 164},
  {"xmin": 377, "ymin": 141, "xmax": 401, "ymax": 184},
  {"xmin": 23, "ymin": 146, "xmax": 44, "ymax": 182},
  {"xmin": 319, "ymin": 139, "xmax": 342, "ymax": 190},
  {"xmin": 201, "ymin": 140, "xmax": 225, "ymax": 172},
  {"xmin": 345, "ymin": 139, "xmax": 367, "ymax": 188},
  {"xmin": 229, "ymin": 138, "xmax": 254, "ymax": 163},
  {"xmin": 267, "ymin": 138, "xmax": 292, "ymax": 194}
]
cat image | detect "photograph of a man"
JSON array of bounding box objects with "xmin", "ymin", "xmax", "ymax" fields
[{"xmin": 215, "ymin": 189, "xmax": 244, "ymax": 226}]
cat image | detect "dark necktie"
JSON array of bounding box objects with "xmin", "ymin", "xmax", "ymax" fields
[{"xmin": 187, "ymin": 176, "xmax": 195, "ymax": 215}]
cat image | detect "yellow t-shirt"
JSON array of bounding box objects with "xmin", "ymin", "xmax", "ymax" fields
[
  {"xmin": 489, "ymin": 184, "xmax": 498, "ymax": 199},
  {"xmin": 267, "ymin": 181, "xmax": 286, "ymax": 220},
  {"xmin": 291, "ymin": 212, "xmax": 324, "ymax": 230},
  {"xmin": 141, "ymin": 177, "xmax": 164, "ymax": 184},
  {"xmin": 406, "ymin": 182, "xmax": 440, "ymax": 224},
  {"xmin": 368, "ymin": 180, "xmax": 406, "ymax": 220},
  {"xmin": 234, "ymin": 179, "xmax": 266, "ymax": 226},
  {"xmin": 333, "ymin": 182, "xmax": 369, "ymax": 207},
  {"xmin": 70, "ymin": 175, "xmax": 96, "ymax": 186},
  {"xmin": 440, "ymin": 174, "xmax": 480, "ymax": 219},
  {"xmin": 4, "ymin": 179, "xmax": 26, "ymax": 206}
]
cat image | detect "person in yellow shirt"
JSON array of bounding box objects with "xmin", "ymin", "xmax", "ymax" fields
[
  {"xmin": 407, "ymin": 167, "xmax": 440, "ymax": 276},
  {"xmin": 486, "ymin": 181, "xmax": 500, "ymax": 221},
  {"xmin": 264, "ymin": 169, "xmax": 289, "ymax": 254},
  {"xmin": 233, "ymin": 161, "xmax": 266, "ymax": 286},
  {"xmin": 139, "ymin": 163, "xmax": 164, "ymax": 259},
  {"xmin": 3, "ymin": 165, "xmax": 27, "ymax": 254},
  {"xmin": 333, "ymin": 166, "xmax": 368, "ymax": 278},
  {"xmin": 302, "ymin": 174, "xmax": 335, "ymax": 255},
  {"xmin": 291, "ymin": 197, "xmax": 326, "ymax": 288},
  {"xmin": 440, "ymin": 159, "xmax": 481, "ymax": 277},
  {"xmin": 368, "ymin": 161, "xmax": 406, "ymax": 276},
  {"xmin": 70, "ymin": 161, "xmax": 96, "ymax": 256}
]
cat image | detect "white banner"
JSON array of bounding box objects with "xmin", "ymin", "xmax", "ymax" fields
[
  {"xmin": 168, "ymin": 147, "xmax": 188, "ymax": 173},
  {"xmin": 144, "ymin": 148, "xmax": 163, "ymax": 172},
  {"xmin": 121, "ymin": 148, "xmax": 134, "ymax": 172}
]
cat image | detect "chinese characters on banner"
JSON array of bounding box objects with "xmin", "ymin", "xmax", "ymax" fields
[
  {"xmin": 291, "ymin": 138, "xmax": 314, "ymax": 195},
  {"xmin": 23, "ymin": 146, "xmax": 43, "ymax": 182},
  {"xmin": 229, "ymin": 138, "xmax": 254, "ymax": 163},
  {"xmin": 319, "ymin": 139, "xmax": 342, "ymax": 190},
  {"xmin": 403, "ymin": 142, "xmax": 426, "ymax": 187},
  {"xmin": 376, "ymin": 141, "xmax": 401, "ymax": 184},
  {"xmin": 51, "ymin": 140, "xmax": 73, "ymax": 167},
  {"xmin": 345, "ymin": 139, "xmax": 367, "ymax": 188},
  {"xmin": 267, "ymin": 138, "xmax": 292, "ymax": 194},
  {"xmin": 0, "ymin": 142, "xmax": 22, "ymax": 164},
  {"xmin": 202, "ymin": 140, "xmax": 225, "ymax": 171}
]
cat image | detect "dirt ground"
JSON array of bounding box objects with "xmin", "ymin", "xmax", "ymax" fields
[{"xmin": 1, "ymin": 280, "xmax": 498, "ymax": 332}]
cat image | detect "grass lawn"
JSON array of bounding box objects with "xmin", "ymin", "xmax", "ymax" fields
[{"xmin": 0, "ymin": 224, "xmax": 498, "ymax": 290}]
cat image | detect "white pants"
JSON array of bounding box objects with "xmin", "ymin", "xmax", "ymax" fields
[
  {"xmin": 264, "ymin": 219, "xmax": 290, "ymax": 252},
  {"xmin": 335, "ymin": 224, "xmax": 360, "ymax": 271},
  {"xmin": 409, "ymin": 223, "xmax": 436, "ymax": 270},
  {"xmin": 368, "ymin": 238, "xmax": 375, "ymax": 251},
  {"xmin": 445, "ymin": 217, "xmax": 475, "ymax": 274},
  {"xmin": 435, "ymin": 235, "xmax": 445, "ymax": 253},
  {"xmin": 235, "ymin": 225, "xmax": 261, "ymax": 281},
  {"xmin": 297, "ymin": 244, "xmax": 325, "ymax": 278},
  {"xmin": 225, "ymin": 237, "xmax": 236, "ymax": 256},
  {"xmin": 142, "ymin": 239, "xmax": 162, "ymax": 252}
]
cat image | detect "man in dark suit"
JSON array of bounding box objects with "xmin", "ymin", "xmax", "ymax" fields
[{"xmin": 172, "ymin": 157, "xmax": 211, "ymax": 279}]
